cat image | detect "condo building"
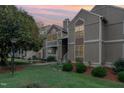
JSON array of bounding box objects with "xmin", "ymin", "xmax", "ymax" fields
[
  {"xmin": 43, "ymin": 5, "xmax": 124, "ymax": 67},
  {"xmin": 45, "ymin": 21, "xmax": 69, "ymax": 61}
]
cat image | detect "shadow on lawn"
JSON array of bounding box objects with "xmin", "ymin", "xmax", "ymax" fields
[{"xmin": 23, "ymin": 83, "xmax": 49, "ymax": 88}]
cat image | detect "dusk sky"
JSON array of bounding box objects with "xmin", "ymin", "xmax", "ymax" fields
[{"xmin": 17, "ymin": 5, "xmax": 124, "ymax": 26}]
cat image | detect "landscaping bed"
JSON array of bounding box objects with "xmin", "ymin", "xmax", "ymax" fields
[
  {"xmin": 0, "ymin": 66, "xmax": 25, "ymax": 73},
  {"xmin": 84, "ymin": 67, "xmax": 118, "ymax": 81},
  {"xmin": 63, "ymin": 61, "xmax": 123, "ymax": 83},
  {"xmin": 0, "ymin": 60, "xmax": 30, "ymax": 73}
]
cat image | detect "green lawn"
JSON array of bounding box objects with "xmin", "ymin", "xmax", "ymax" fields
[{"xmin": 0, "ymin": 64, "xmax": 124, "ymax": 88}]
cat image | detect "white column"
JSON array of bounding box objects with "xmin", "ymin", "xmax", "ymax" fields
[
  {"xmin": 99, "ymin": 17, "xmax": 102, "ymax": 65},
  {"xmin": 45, "ymin": 41, "xmax": 48, "ymax": 59}
]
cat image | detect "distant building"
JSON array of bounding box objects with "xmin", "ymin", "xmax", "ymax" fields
[
  {"xmin": 45, "ymin": 22, "xmax": 69, "ymax": 61},
  {"xmin": 39, "ymin": 25, "xmax": 51, "ymax": 59}
]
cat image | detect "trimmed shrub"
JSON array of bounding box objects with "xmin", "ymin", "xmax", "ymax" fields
[
  {"xmin": 91, "ymin": 67, "xmax": 107, "ymax": 78},
  {"xmin": 113, "ymin": 59, "xmax": 124, "ymax": 73},
  {"xmin": 62, "ymin": 63, "xmax": 73, "ymax": 72},
  {"xmin": 76, "ymin": 63, "xmax": 86, "ymax": 73},
  {"xmin": 118, "ymin": 71, "xmax": 124, "ymax": 82},
  {"xmin": 14, "ymin": 61, "xmax": 30, "ymax": 65},
  {"xmin": 32, "ymin": 56, "xmax": 38, "ymax": 60},
  {"xmin": 41, "ymin": 58, "xmax": 47, "ymax": 62},
  {"xmin": 46, "ymin": 56, "xmax": 56, "ymax": 62},
  {"xmin": 8, "ymin": 61, "xmax": 30, "ymax": 65},
  {"xmin": 28, "ymin": 58, "xmax": 31, "ymax": 60}
]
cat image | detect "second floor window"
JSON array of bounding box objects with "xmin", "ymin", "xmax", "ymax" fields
[
  {"xmin": 75, "ymin": 24, "xmax": 84, "ymax": 39},
  {"xmin": 75, "ymin": 20, "xmax": 84, "ymax": 58},
  {"xmin": 47, "ymin": 34, "xmax": 57, "ymax": 41}
]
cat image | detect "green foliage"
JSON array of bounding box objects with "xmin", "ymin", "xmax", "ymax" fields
[
  {"xmin": 118, "ymin": 71, "xmax": 124, "ymax": 82},
  {"xmin": 32, "ymin": 56, "xmax": 38, "ymax": 60},
  {"xmin": 113, "ymin": 59, "xmax": 124, "ymax": 73},
  {"xmin": 9, "ymin": 61, "xmax": 30, "ymax": 65},
  {"xmin": 41, "ymin": 58, "xmax": 47, "ymax": 62},
  {"xmin": 46, "ymin": 56, "xmax": 56, "ymax": 62},
  {"xmin": 28, "ymin": 58, "xmax": 31, "ymax": 60},
  {"xmin": 91, "ymin": 67, "xmax": 107, "ymax": 78},
  {"xmin": 62, "ymin": 63, "xmax": 73, "ymax": 72},
  {"xmin": 0, "ymin": 5, "xmax": 42, "ymax": 66},
  {"xmin": 76, "ymin": 63, "xmax": 86, "ymax": 73},
  {"xmin": 31, "ymin": 55, "xmax": 41, "ymax": 60}
]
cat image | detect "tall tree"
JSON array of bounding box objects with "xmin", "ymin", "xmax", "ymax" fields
[{"xmin": 0, "ymin": 5, "xmax": 42, "ymax": 66}]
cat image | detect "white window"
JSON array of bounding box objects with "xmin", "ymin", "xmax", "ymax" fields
[
  {"xmin": 75, "ymin": 25, "xmax": 85, "ymax": 58},
  {"xmin": 75, "ymin": 25, "xmax": 84, "ymax": 39},
  {"xmin": 75, "ymin": 25, "xmax": 84, "ymax": 32}
]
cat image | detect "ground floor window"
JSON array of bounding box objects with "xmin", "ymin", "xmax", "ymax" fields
[
  {"xmin": 48, "ymin": 47, "xmax": 57, "ymax": 54},
  {"xmin": 75, "ymin": 45, "xmax": 84, "ymax": 57}
]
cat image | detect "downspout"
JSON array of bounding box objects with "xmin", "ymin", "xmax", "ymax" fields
[
  {"xmin": 122, "ymin": 20, "xmax": 124, "ymax": 58},
  {"xmin": 99, "ymin": 17, "xmax": 102, "ymax": 65}
]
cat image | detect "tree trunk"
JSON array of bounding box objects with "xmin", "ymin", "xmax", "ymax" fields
[
  {"xmin": 0, "ymin": 47, "xmax": 8, "ymax": 66},
  {"xmin": 0, "ymin": 54, "xmax": 7, "ymax": 66}
]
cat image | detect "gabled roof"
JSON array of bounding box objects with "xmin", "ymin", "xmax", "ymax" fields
[
  {"xmin": 39, "ymin": 25, "xmax": 52, "ymax": 35},
  {"xmin": 91, "ymin": 5, "xmax": 107, "ymax": 12},
  {"xmin": 47, "ymin": 24, "xmax": 63, "ymax": 34},
  {"xmin": 91, "ymin": 5, "xmax": 124, "ymax": 12},
  {"xmin": 55, "ymin": 24, "xmax": 68, "ymax": 33},
  {"xmin": 39, "ymin": 25, "xmax": 51, "ymax": 32},
  {"xmin": 71, "ymin": 8, "xmax": 103, "ymax": 24},
  {"xmin": 80, "ymin": 8, "xmax": 103, "ymax": 17},
  {"xmin": 42, "ymin": 25, "xmax": 51, "ymax": 30},
  {"xmin": 109, "ymin": 5, "xmax": 124, "ymax": 12}
]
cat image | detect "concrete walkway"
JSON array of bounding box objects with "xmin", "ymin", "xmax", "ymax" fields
[{"xmin": 31, "ymin": 62, "xmax": 57, "ymax": 66}]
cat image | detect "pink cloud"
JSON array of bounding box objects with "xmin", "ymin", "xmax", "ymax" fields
[
  {"xmin": 34, "ymin": 15, "xmax": 62, "ymax": 25},
  {"xmin": 18, "ymin": 5, "xmax": 94, "ymax": 11},
  {"xmin": 17, "ymin": 5, "xmax": 124, "ymax": 26},
  {"xmin": 29, "ymin": 9, "xmax": 75, "ymax": 17}
]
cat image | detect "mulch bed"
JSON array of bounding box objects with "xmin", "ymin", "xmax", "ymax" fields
[
  {"xmin": 84, "ymin": 67, "xmax": 118, "ymax": 82},
  {"xmin": 0, "ymin": 66, "xmax": 25, "ymax": 73},
  {"xmin": 104, "ymin": 68, "xmax": 118, "ymax": 81},
  {"xmin": 72, "ymin": 64, "xmax": 118, "ymax": 82}
]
